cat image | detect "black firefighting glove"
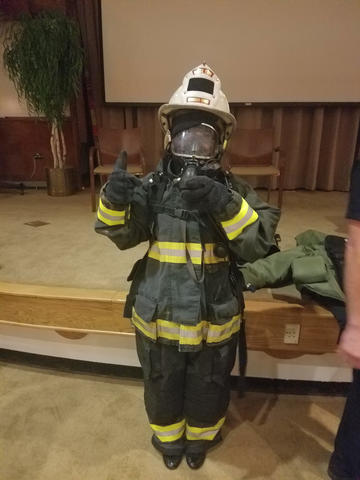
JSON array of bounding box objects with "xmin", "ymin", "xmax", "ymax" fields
[
  {"xmin": 181, "ymin": 175, "xmax": 232, "ymax": 213},
  {"xmin": 104, "ymin": 158, "xmax": 142, "ymax": 206}
]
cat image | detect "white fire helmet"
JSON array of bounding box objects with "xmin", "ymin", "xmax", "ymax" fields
[{"xmin": 158, "ymin": 63, "xmax": 236, "ymax": 145}]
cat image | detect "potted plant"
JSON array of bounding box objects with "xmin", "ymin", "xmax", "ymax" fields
[{"xmin": 2, "ymin": 9, "xmax": 83, "ymax": 195}]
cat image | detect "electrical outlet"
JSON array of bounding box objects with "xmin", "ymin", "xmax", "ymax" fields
[{"xmin": 283, "ymin": 324, "xmax": 301, "ymax": 344}]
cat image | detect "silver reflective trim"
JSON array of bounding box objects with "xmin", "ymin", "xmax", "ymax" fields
[
  {"xmin": 204, "ymin": 245, "xmax": 214, "ymax": 256},
  {"xmin": 98, "ymin": 205, "xmax": 125, "ymax": 222},
  {"xmin": 154, "ymin": 425, "xmax": 185, "ymax": 438},
  {"xmin": 150, "ymin": 245, "xmax": 202, "ymax": 259},
  {"xmin": 178, "ymin": 328, "xmax": 199, "ymax": 339},
  {"xmin": 150, "ymin": 245, "xmax": 184, "ymax": 256},
  {"xmin": 181, "ymin": 325, "xmax": 203, "ymax": 338},
  {"xmin": 187, "ymin": 250, "xmax": 202, "ymax": 258},
  {"xmin": 157, "ymin": 324, "xmax": 179, "ymax": 336},
  {"xmin": 181, "ymin": 324, "xmax": 209, "ymax": 337},
  {"xmin": 134, "ymin": 320, "xmax": 156, "ymax": 337},
  {"xmin": 188, "ymin": 428, "xmax": 219, "ymax": 440},
  {"xmin": 207, "ymin": 318, "xmax": 240, "ymax": 339},
  {"xmin": 132, "ymin": 311, "xmax": 156, "ymax": 336},
  {"xmin": 158, "ymin": 324, "xmax": 204, "ymax": 339},
  {"xmin": 223, "ymin": 207, "xmax": 254, "ymax": 234}
]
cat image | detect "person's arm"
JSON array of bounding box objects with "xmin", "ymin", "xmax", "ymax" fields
[
  {"xmin": 338, "ymin": 158, "xmax": 360, "ymax": 368},
  {"xmin": 338, "ymin": 219, "xmax": 360, "ymax": 368},
  {"xmin": 219, "ymin": 181, "xmax": 280, "ymax": 263},
  {"xmin": 95, "ymin": 172, "xmax": 152, "ymax": 250},
  {"xmin": 180, "ymin": 174, "xmax": 280, "ymax": 262}
]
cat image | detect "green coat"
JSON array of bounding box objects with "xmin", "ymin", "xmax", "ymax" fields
[
  {"xmin": 95, "ymin": 166, "xmax": 280, "ymax": 351},
  {"xmin": 240, "ymin": 229, "xmax": 345, "ymax": 302}
]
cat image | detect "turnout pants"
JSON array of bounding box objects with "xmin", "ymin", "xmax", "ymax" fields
[{"xmin": 135, "ymin": 331, "xmax": 237, "ymax": 456}]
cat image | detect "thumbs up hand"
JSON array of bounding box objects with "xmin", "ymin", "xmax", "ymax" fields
[
  {"xmin": 181, "ymin": 176, "xmax": 232, "ymax": 213},
  {"xmin": 104, "ymin": 152, "xmax": 142, "ymax": 205}
]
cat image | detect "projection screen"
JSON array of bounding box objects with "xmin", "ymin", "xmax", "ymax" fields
[{"xmin": 100, "ymin": 0, "xmax": 360, "ymax": 104}]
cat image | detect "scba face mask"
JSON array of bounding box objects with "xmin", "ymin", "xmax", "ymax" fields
[{"xmin": 171, "ymin": 123, "xmax": 221, "ymax": 164}]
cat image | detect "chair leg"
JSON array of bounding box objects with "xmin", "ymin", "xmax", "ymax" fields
[
  {"xmin": 90, "ymin": 173, "xmax": 96, "ymax": 212},
  {"xmin": 278, "ymin": 174, "xmax": 284, "ymax": 209},
  {"xmin": 267, "ymin": 177, "xmax": 271, "ymax": 203}
]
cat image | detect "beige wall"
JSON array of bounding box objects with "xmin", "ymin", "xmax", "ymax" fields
[{"xmin": 101, "ymin": 0, "xmax": 360, "ymax": 103}]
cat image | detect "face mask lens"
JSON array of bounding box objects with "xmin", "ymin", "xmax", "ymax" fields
[{"xmin": 171, "ymin": 124, "xmax": 218, "ymax": 159}]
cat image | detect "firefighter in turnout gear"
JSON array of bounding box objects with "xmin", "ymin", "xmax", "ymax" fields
[{"xmin": 95, "ymin": 64, "xmax": 280, "ymax": 470}]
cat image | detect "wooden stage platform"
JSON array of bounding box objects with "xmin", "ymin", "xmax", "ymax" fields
[{"xmin": 0, "ymin": 282, "xmax": 340, "ymax": 360}]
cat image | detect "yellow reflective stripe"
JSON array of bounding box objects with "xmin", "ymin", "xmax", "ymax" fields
[
  {"xmin": 186, "ymin": 417, "xmax": 225, "ymax": 441},
  {"xmin": 204, "ymin": 255, "xmax": 228, "ymax": 264},
  {"xmin": 151, "ymin": 419, "xmax": 185, "ymax": 432},
  {"xmin": 150, "ymin": 419, "xmax": 185, "ymax": 442},
  {"xmin": 156, "ymin": 320, "xmax": 207, "ymax": 344},
  {"xmin": 132, "ymin": 309, "xmax": 156, "ymax": 340},
  {"xmin": 148, "ymin": 250, "xmax": 188, "ymax": 264},
  {"xmin": 148, "ymin": 242, "xmax": 227, "ymax": 265},
  {"xmin": 179, "ymin": 322, "xmax": 208, "ymax": 345},
  {"xmin": 97, "ymin": 198, "xmax": 126, "ymax": 226},
  {"xmin": 157, "ymin": 319, "xmax": 180, "ymax": 341},
  {"xmin": 155, "ymin": 241, "xmax": 202, "ymax": 250},
  {"xmin": 221, "ymin": 199, "xmax": 258, "ymax": 240},
  {"xmin": 148, "ymin": 241, "xmax": 202, "ymax": 264},
  {"xmin": 148, "ymin": 241, "xmax": 202, "ymax": 265},
  {"xmin": 204, "ymin": 243, "xmax": 229, "ymax": 264},
  {"xmin": 221, "ymin": 198, "xmax": 252, "ymax": 228},
  {"xmin": 133, "ymin": 311, "xmax": 240, "ymax": 346},
  {"xmin": 99, "ymin": 198, "xmax": 123, "ymax": 215},
  {"xmin": 97, "ymin": 211, "xmax": 125, "ymax": 226},
  {"xmin": 207, "ymin": 315, "xmax": 241, "ymax": 344}
]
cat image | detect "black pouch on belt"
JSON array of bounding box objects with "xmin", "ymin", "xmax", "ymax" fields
[{"xmin": 123, "ymin": 252, "xmax": 148, "ymax": 318}]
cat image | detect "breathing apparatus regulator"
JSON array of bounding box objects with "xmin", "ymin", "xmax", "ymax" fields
[{"xmin": 158, "ymin": 63, "xmax": 236, "ymax": 185}]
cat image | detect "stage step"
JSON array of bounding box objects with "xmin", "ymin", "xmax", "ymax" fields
[{"xmin": 0, "ymin": 282, "xmax": 340, "ymax": 358}]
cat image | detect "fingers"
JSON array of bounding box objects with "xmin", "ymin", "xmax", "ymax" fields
[
  {"xmin": 111, "ymin": 151, "xmax": 141, "ymax": 186},
  {"xmin": 113, "ymin": 151, "xmax": 128, "ymax": 172},
  {"xmin": 110, "ymin": 170, "xmax": 142, "ymax": 186},
  {"xmin": 106, "ymin": 169, "xmax": 142, "ymax": 205},
  {"xmin": 340, "ymin": 352, "xmax": 360, "ymax": 369},
  {"xmin": 182, "ymin": 176, "xmax": 211, "ymax": 190},
  {"xmin": 181, "ymin": 189, "xmax": 202, "ymax": 203},
  {"xmin": 181, "ymin": 177, "xmax": 213, "ymax": 203},
  {"xmin": 338, "ymin": 345, "xmax": 360, "ymax": 369},
  {"xmin": 131, "ymin": 175, "xmax": 143, "ymax": 187}
]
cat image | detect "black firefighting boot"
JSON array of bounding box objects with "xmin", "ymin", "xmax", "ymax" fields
[
  {"xmin": 186, "ymin": 453, "xmax": 206, "ymax": 469},
  {"xmin": 162, "ymin": 454, "xmax": 183, "ymax": 470}
]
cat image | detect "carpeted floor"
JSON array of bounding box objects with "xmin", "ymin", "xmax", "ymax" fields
[
  {"xmin": 0, "ymin": 187, "xmax": 350, "ymax": 479},
  {"xmin": 0, "ymin": 358, "xmax": 345, "ymax": 480},
  {"xmin": 0, "ymin": 187, "xmax": 348, "ymax": 290}
]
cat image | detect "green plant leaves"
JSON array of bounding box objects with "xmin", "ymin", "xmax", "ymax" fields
[{"xmin": 3, "ymin": 10, "xmax": 83, "ymax": 127}]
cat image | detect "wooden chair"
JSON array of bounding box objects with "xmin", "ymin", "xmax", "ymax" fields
[
  {"xmin": 89, "ymin": 127, "xmax": 145, "ymax": 211},
  {"xmin": 223, "ymin": 128, "xmax": 286, "ymax": 208}
]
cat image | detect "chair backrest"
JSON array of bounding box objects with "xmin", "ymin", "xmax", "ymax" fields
[
  {"xmin": 96, "ymin": 127, "xmax": 144, "ymax": 167},
  {"xmin": 224, "ymin": 128, "xmax": 275, "ymax": 167}
]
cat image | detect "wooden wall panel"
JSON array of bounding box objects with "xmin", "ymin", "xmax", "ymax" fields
[
  {"xmin": 245, "ymin": 301, "xmax": 339, "ymax": 357},
  {"xmin": 0, "ymin": 117, "xmax": 77, "ymax": 182},
  {"xmin": 30, "ymin": 0, "xmax": 66, "ymax": 13},
  {"xmin": 0, "ymin": 0, "xmax": 66, "ymax": 19}
]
